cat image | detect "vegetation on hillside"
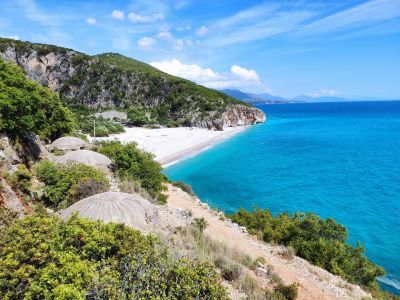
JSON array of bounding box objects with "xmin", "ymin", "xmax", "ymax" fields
[
  {"xmin": 36, "ymin": 160, "xmax": 109, "ymax": 210},
  {"xmin": 0, "ymin": 38, "xmax": 253, "ymax": 128},
  {"xmin": 98, "ymin": 141, "xmax": 167, "ymax": 203},
  {"xmin": 0, "ymin": 58, "xmax": 74, "ymax": 141},
  {"xmin": 0, "ymin": 210, "xmax": 227, "ymax": 299},
  {"xmin": 228, "ymin": 208, "xmax": 385, "ymax": 289},
  {"xmin": 173, "ymin": 218, "xmax": 299, "ymax": 299},
  {"xmin": 63, "ymin": 52, "xmax": 246, "ymax": 126},
  {"xmin": 72, "ymin": 107, "xmax": 125, "ymax": 137}
]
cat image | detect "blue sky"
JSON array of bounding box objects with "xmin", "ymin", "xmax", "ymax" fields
[{"xmin": 1, "ymin": 0, "xmax": 399, "ymax": 99}]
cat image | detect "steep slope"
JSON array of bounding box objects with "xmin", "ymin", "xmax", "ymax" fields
[{"xmin": 0, "ymin": 38, "xmax": 265, "ymax": 129}]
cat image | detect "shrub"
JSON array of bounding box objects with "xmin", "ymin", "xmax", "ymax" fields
[
  {"xmin": 0, "ymin": 213, "xmax": 227, "ymax": 299},
  {"xmin": 273, "ymin": 283, "xmax": 299, "ymax": 300},
  {"xmin": 252, "ymin": 256, "xmax": 267, "ymax": 269},
  {"xmin": 9, "ymin": 164, "xmax": 32, "ymax": 194},
  {"xmin": 0, "ymin": 58, "xmax": 74, "ymax": 140},
  {"xmin": 228, "ymin": 208, "xmax": 385, "ymax": 288},
  {"xmin": 99, "ymin": 141, "xmax": 167, "ymax": 203},
  {"xmin": 94, "ymin": 125, "xmax": 109, "ymax": 137},
  {"xmin": 0, "ymin": 206, "xmax": 19, "ymax": 229},
  {"xmin": 221, "ymin": 262, "xmax": 242, "ymax": 282},
  {"xmin": 173, "ymin": 181, "xmax": 195, "ymax": 195},
  {"xmin": 72, "ymin": 111, "xmax": 125, "ymax": 137},
  {"xmin": 240, "ymin": 275, "xmax": 259, "ymax": 297},
  {"xmin": 193, "ymin": 217, "xmax": 208, "ymax": 233},
  {"xmin": 279, "ymin": 246, "xmax": 295, "ymax": 260},
  {"xmin": 127, "ymin": 107, "xmax": 150, "ymax": 126},
  {"xmin": 35, "ymin": 160, "xmax": 109, "ymax": 209}
]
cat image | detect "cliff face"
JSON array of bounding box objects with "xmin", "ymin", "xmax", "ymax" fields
[
  {"xmin": 0, "ymin": 38, "xmax": 266, "ymax": 129},
  {"xmin": 0, "ymin": 47, "xmax": 77, "ymax": 92},
  {"xmin": 223, "ymin": 104, "xmax": 266, "ymax": 127}
]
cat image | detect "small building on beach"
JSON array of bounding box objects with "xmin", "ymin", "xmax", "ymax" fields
[{"xmin": 94, "ymin": 111, "xmax": 127, "ymax": 121}]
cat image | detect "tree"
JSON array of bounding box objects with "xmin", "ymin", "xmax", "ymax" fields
[
  {"xmin": 228, "ymin": 208, "xmax": 385, "ymax": 288},
  {"xmin": 0, "ymin": 58, "xmax": 74, "ymax": 141},
  {"xmin": 127, "ymin": 107, "xmax": 150, "ymax": 126},
  {"xmin": 99, "ymin": 141, "xmax": 167, "ymax": 203},
  {"xmin": 0, "ymin": 211, "xmax": 227, "ymax": 299},
  {"xmin": 35, "ymin": 160, "xmax": 109, "ymax": 209}
]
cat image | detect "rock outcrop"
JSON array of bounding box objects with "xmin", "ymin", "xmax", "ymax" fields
[
  {"xmin": 222, "ymin": 104, "xmax": 266, "ymax": 127},
  {"xmin": 0, "ymin": 38, "xmax": 266, "ymax": 129}
]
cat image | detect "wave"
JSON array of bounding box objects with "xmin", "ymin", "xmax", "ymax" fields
[{"xmin": 378, "ymin": 276, "xmax": 400, "ymax": 291}]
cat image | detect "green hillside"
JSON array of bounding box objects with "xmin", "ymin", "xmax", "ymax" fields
[{"xmin": 0, "ymin": 38, "xmax": 255, "ymax": 129}]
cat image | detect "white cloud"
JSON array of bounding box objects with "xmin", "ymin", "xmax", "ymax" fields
[
  {"xmin": 128, "ymin": 12, "xmax": 164, "ymax": 23},
  {"xmin": 173, "ymin": 39, "xmax": 184, "ymax": 50},
  {"xmin": 196, "ymin": 25, "xmax": 208, "ymax": 36},
  {"xmin": 300, "ymin": 0, "xmax": 400, "ymax": 36},
  {"xmin": 158, "ymin": 31, "xmax": 173, "ymax": 40},
  {"xmin": 201, "ymin": 0, "xmax": 400, "ymax": 48},
  {"xmin": 150, "ymin": 59, "xmax": 221, "ymax": 82},
  {"xmin": 4, "ymin": 35, "xmax": 20, "ymax": 40},
  {"xmin": 312, "ymin": 89, "xmax": 341, "ymax": 97},
  {"xmin": 15, "ymin": 0, "xmax": 58, "ymax": 26},
  {"xmin": 111, "ymin": 10, "xmax": 124, "ymax": 20},
  {"xmin": 150, "ymin": 59, "xmax": 262, "ymax": 89},
  {"xmin": 216, "ymin": 2, "xmax": 278, "ymax": 29},
  {"xmin": 176, "ymin": 25, "xmax": 191, "ymax": 32},
  {"xmin": 137, "ymin": 36, "xmax": 156, "ymax": 48},
  {"xmin": 231, "ymin": 65, "xmax": 259, "ymax": 82},
  {"xmin": 86, "ymin": 17, "xmax": 96, "ymax": 25}
]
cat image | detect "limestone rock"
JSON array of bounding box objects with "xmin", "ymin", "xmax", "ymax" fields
[{"xmin": 0, "ymin": 40, "xmax": 266, "ymax": 130}]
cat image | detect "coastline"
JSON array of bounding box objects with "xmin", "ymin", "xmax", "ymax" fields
[
  {"xmin": 166, "ymin": 184, "xmax": 370, "ymax": 300},
  {"xmin": 89, "ymin": 126, "xmax": 247, "ymax": 167}
]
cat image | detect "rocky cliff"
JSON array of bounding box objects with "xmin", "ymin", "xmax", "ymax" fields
[{"xmin": 0, "ymin": 38, "xmax": 266, "ymax": 129}]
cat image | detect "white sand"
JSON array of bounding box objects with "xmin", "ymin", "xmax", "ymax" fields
[{"xmin": 90, "ymin": 126, "xmax": 246, "ymax": 166}]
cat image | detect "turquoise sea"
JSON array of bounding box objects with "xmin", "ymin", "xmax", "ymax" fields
[{"xmin": 164, "ymin": 101, "xmax": 400, "ymax": 294}]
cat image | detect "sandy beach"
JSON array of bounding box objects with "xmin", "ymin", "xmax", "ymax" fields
[{"xmin": 90, "ymin": 126, "xmax": 246, "ymax": 166}]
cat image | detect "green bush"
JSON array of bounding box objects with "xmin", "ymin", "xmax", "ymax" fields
[
  {"xmin": 0, "ymin": 58, "xmax": 74, "ymax": 140},
  {"xmin": 99, "ymin": 141, "xmax": 167, "ymax": 203},
  {"xmin": 221, "ymin": 262, "xmax": 242, "ymax": 282},
  {"xmin": 273, "ymin": 283, "xmax": 299, "ymax": 300},
  {"xmin": 0, "ymin": 211, "xmax": 227, "ymax": 299},
  {"xmin": 71, "ymin": 110, "xmax": 125, "ymax": 137},
  {"xmin": 9, "ymin": 164, "xmax": 32, "ymax": 194},
  {"xmin": 228, "ymin": 208, "xmax": 385, "ymax": 288},
  {"xmin": 35, "ymin": 160, "xmax": 109, "ymax": 209},
  {"xmin": 127, "ymin": 107, "xmax": 151, "ymax": 126}
]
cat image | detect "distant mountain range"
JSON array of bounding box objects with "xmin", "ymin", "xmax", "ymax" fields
[
  {"xmin": 219, "ymin": 89, "xmax": 353, "ymax": 104},
  {"xmin": 219, "ymin": 89, "xmax": 290, "ymax": 104}
]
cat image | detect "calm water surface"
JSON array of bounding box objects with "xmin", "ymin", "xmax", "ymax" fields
[{"xmin": 164, "ymin": 101, "xmax": 400, "ymax": 294}]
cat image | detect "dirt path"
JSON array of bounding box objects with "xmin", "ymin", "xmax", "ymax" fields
[{"xmin": 166, "ymin": 185, "xmax": 370, "ymax": 300}]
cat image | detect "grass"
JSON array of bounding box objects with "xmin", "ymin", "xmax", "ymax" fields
[{"xmin": 165, "ymin": 220, "xmax": 299, "ymax": 299}]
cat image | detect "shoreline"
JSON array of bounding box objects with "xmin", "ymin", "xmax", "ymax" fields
[
  {"xmin": 89, "ymin": 126, "xmax": 248, "ymax": 167},
  {"xmin": 166, "ymin": 184, "xmax": 370, "ymax": 300},
  {"xmin": 159, "ymin": 126, "xmax": 247, "ymax": 167}
]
